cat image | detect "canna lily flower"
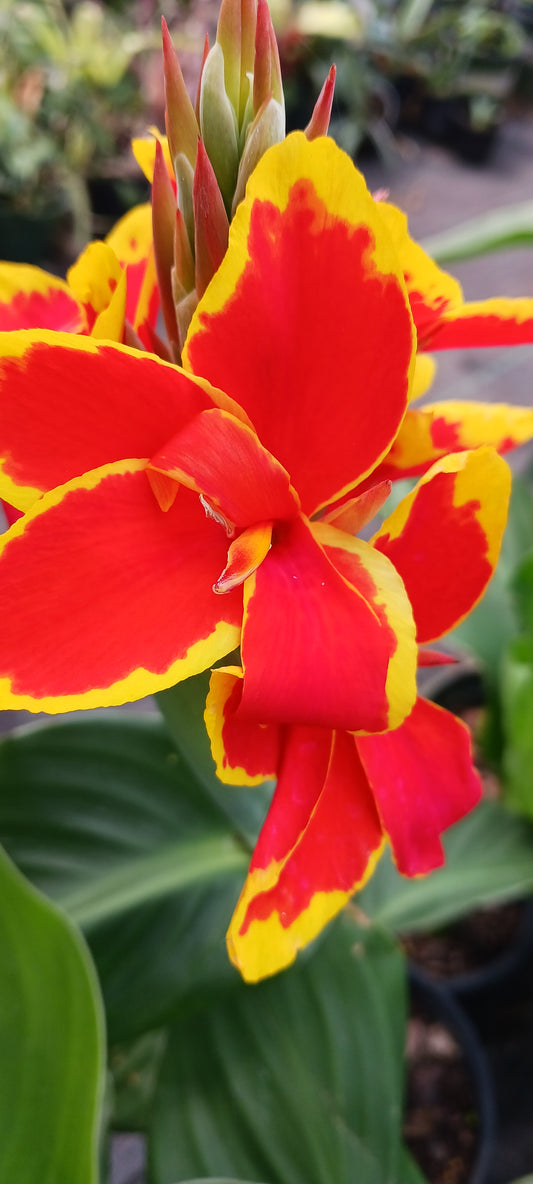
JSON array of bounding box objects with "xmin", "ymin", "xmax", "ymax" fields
[
  {"xmin": 0, "ymin": 134, "xmax": 513, "ymax": 983},
  {"xmin": 0, "ymin": 204, "xmax": 158, "ymax": 348},
  {"xmin": 0, "ymin": 134, "xmax": 423, "ymax": 728},
  {"xmin": 204, "ymin": 446, "xmax": 510, "ymax": 982}
]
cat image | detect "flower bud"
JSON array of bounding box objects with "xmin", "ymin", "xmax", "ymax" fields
[
  {"xmin": 232, "ymin": 95, "xmax": 285, "ymax": 214},
  {"xmin": 194, "ymin": 140, "xmax": 230, "ymax": 299},
  {"xmin": 199, "ymin": 42, "xmax": 240, "ymax": 214},
  {"xmin": 305, "ymin": 65, "xmax": 336, "ymax": 139}
]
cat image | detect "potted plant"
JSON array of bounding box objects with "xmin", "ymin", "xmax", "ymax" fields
[
  {"xmin": 0, "ymin": 0, "xmax": 155, "ymax": 262},
  {"xmin": 2, "ymin": 1, "xmax": 533, "ymax": 1181}
]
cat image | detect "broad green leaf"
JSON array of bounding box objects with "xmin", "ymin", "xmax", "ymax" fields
[
  {"xmin": 358, "ymin": 800, "xmax": 533, "ymax": 933},
  {"xmin": 111, "ymin": 1030, "xmax": 167, "ymax": 1131},
  {"xmin": 0, "ymin": 713, "xmax": 252, "ymax": 1040},
  {"xmin": 422, "ymin": 200, "xmax": 533, "ymax": 264},
  {"xmin": 512, "ymin": 548, "xmax": 533, "ymax": 636},
  {"xmin": 501, "ymin": 635, "xmax": 533, "ymax": 817},
  {"xmin": 0, "ymin": 844, "xmax": 104, "ymax": 1183},
  {"xmin": 150, "ymin": 916, "xmax": 415, "ymax": 1184}
]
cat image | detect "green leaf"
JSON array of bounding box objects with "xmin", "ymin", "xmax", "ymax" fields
[
  {"xmin": 0, "ymin": 843, "xmax": 104, "ymax": 1183},
  {"xmin": 358, "ymin": 800, "xmax": 533, "ymax": 933},
  {"xmin": 110, "ymin": 1030, "xmax": 168, "ymax": 1131},
  {"xmin": 512, "ymin": 548, "xmax": 533, "ymax": 636},
  {"xmin": 0, "ymin": 712, "xmax": 252, "ymax": 1040},
  {"xmin": 501, "ymin": 635, "xmax": 533, "ymax": 817},
  {"xmin": 421, "ymin": 200, "xmax": 533, "ymax": 264},
  {"xmin": 149, "ymin": 915, "xmax": 415, "ymax": 1184}
]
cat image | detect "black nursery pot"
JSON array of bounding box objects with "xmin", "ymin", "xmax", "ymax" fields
[
  {"xmin": 418, "ymin": 666, "xmax": 533, "ymax": 1026},
  {"xmin": 404, "ymin": 903, "xmax": 533, "ymax": 1042},
  {"xmin": 405, "ymin": 967, "xmax": 497, "ymax": 1184}
]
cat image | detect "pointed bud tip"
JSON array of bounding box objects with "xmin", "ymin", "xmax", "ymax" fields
[{"xmin": 305, "ymin": 63, "xmax": 336, "ymax": 140}]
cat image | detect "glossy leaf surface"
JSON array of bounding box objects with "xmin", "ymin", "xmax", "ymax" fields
[
  {"xmin": 501, "ymin": 636, "xmax": 533, "ymax": 817},
  {"xmin": 0, "ymin": 712, "xmax": 253, "ymax": 1040},
  {"xmin": 150, "ymin": 915, "xmax": 419, "ymax": 1184},
  {"xmin": 0, "ymin": 845, "xmax": 104, "ymax": 1183}
]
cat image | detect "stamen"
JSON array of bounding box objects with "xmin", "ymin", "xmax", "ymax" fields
[{"xmin": 200, "ymin": 494, "xmax": 235, "ymax": 537}]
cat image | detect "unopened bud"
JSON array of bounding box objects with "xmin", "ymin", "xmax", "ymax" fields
[
  {"xmin": 161, "ymin": 18, "xmax": 199, "ymax": 169},
  {"xmin": 194, "ymin": 140, "xmax": 230, "ymax": 298},
  {"xmin": 232, "ymin": 94, "xmax": 285, "ymax": 214},
  {"xmin": 305, "ymin": 64, "xmax": 336, "ymax": 139},
  {"xmin": 199, "ymin": 42, "xmax": 240, "ymax": 214},
  {"xmin": 216, "ymin": 0, "xmax": 257, "ymax": 125}
]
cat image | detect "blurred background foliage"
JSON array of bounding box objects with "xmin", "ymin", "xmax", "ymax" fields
[
  {"xmin": 0, "ymin": 0, "xmax": 158, "ymax": 253},
  {"xmin": 274, "ymin": 0, "xmax": 533, "ymax": 157},
  {"xmin": 1, "ymin": 0, "xmax": 533, "ymax": 257}
]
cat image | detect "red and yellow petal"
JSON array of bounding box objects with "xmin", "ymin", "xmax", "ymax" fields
[
  {"xmin": 0, "ymin": 263, "xmax": 86, "ymax": 333},
  {"xmin": 378, "ymin": 203, "xmax": 533, "ymax": 351},
  {"xmin": 184, "ymin": 132, "xmax": 415, "ymax": 517},
  {"xmin": 322, "ymin": 480, "xmax": 391, "ymax": 533},
  {"xmin": 106, "ymin": 204, "xmax": 159, "ymax": 336},
  {"xmin": 204, "ymin": 666, "xmax": 281, "ymax": 785},
  {"xmin": 372, "ymin": 400, "xmax": 533, "ymax": 482},
  {"xmin": 238, "ymin": 514, "xmax": 417, "ymax": 732},
  {"xmin": 377, "ymin": 203, "xmax": 463, "ymax": 344},
  {"xmin": 132, "ymin": 247, "xmax": 160, "ymax": 347},
  {"xmin": 420, "ymin": 297, "xmax": 533, "ymax": 351},
  {"xmin": 373, "ymin": 446, "xmax": 511, "ymax": 643},
  {"xmin": 106, "ymin": 202, "xmax": 153, "ymax": 266},
  {"xmin": 149, "ymin": 407, "xmax": 300, "ymax": 531},
  {"xmin": 0, "ymin": 331, "xmax": 233, "ymax": 511},
  {"xmin": 0, "ymin": 460, "xmax": 241, "ymax": 712},
  {"xmin": 411, "ymin": 353, "xmax": 436, "ymax": 402},
  {"xmin": 67, "ymin": 242, "xmax": 126, "ymax": 338},
  {"xmin": 356, "ymin": 697, "xmax": 482, "ymax": 875},
  {"xmin": 227, "ymin": 726, "xmax": 384, "ymax": 982}
]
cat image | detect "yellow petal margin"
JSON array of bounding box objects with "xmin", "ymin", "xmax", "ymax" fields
[
  {"xmin": 0, "ymin": 459, "xmax": 241, "ymax": 713},
  {"xmin": 204, "ymin": 666, "xmax": 279, "ymax": 786},
  {"xmin": 384, "ymin": 400, "xmax": 533, "ymax": 478},
  {"xmin": 311, "ymin": 521, "xmax": 418, "ymax": 732},
  {"xmin": 410, "ymin": 353, "xmax": 436, "ymax": 402},
  {"xmin": 185, "ymin": 132, "xmax": 414, "ymax": 362},
  {"xmin": 131, "ymin": 129, "xmax": 173, "ymax": 184}
]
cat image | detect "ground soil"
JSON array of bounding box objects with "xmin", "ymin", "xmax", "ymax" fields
[
  {"xmin": 403, "ymin": 904, "xmax": 525, "ymax": 981},
  {"xmin": 404, "ymin": 1008, "xmax": 480, "ymax": 1184}
]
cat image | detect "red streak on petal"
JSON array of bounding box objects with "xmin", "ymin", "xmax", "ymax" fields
[
  {"xmin": 429, "ymin": 416, "xmax": 461, "ymax": 450},
  {"xmin": 0, "ymin": 470, "xmax": 240, "ymax": 698},
  {"xmin": 0, "ymin": 289, "xmax": 85, "ymax": 333},
  {"xmin": 375, "ymin": 473, "xmax": 491, "ymax": 643}
]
